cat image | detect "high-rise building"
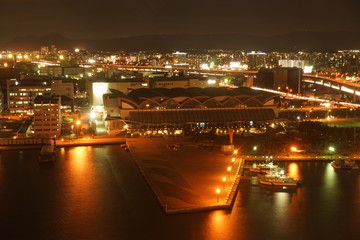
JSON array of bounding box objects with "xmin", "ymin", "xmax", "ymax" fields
[
  {"xmin": 247, "ymin": 51, "xmax": 266, "ymax": 70},
  {"xmin": 7, "ymin": 79, "xmax": 51, "ymax": 114},
  {"xmin": 173, "ymin": 51, "xmax": 188, "ymax": 67}
]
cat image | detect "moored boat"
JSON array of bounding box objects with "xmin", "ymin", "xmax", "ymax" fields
[
  {"xmin": 331, "ymin": 159, "xmax": 357, "ymax": 170},
  {"xmin": 250, "ymin": 162, "xmax": 278, "ymax": 174},
  {"xmin": 258, "ymin": 167, "xmax": 299, "ymax": 187},
  {"xmin": 259, "ymin": 175, "xmax": 298, "ymax": 187}
]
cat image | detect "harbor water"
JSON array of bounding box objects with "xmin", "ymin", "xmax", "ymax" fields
[{"xmin": 0, "ymin": 145, "xmax": 359, "ymax": 240}]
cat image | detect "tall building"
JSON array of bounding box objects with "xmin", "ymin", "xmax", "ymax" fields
[
  {"xmin": 172, "ymin": 51, "xmax": 188, "ymax": 67},
  {"xmin": 255, "ymin": 68, "xmax": 302, "ymax": 93},
  {"xmin": 33, "ymin": 94, "xmax": 61, "ymax": 138},
  {"xmin": 247, "ymin": 51, "xmax": 267, "ymax": 70},
  {"xmin": 7, "ymin": 79, "xmax": 51, "ymax": 114}
]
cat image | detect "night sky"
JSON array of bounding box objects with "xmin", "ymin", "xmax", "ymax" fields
[{"xmin": 0, "ymin": 0, "xmax": 359, "ymax": 43}]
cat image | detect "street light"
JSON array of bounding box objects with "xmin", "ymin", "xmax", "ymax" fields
[
  {"xmin": 216, "ymin": 188, "xmax": 221, "ymax": 203},
  {"xmin": 222, "ymin": 177, "xmax": 227, "ymax": 190},
  {"xmin": 227, "ymin": 166, "xmax": 232, "ymax": 178},
  {"xmin": 233, "ymin": 150, "xmax": 238, "ymax": 155},
  {"xmin": 231, "ymin": 157, "xmax": 236, "ymax": 163},
  {"xmin": 329, "ymin": 146, "xmax": 335, "ymax": 152},
  {"xmin": 76, "ymin": 120, "xmax": 81, "ymax": 136}
]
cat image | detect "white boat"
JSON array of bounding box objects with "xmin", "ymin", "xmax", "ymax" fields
[
  {"xmin": 258, "ymin": 169, "xmax": 299, "ymax": 187},
  {"xmin": 250, "ymin": 162, "xmax": 278, "ymax": 174}
]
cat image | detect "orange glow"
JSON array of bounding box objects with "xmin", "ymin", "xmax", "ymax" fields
[
  {"xmin": 291, "ymin": 146, "xmax": 297, "ymax": 152},
  {"xmin": 287, "ymin": 163, "xmax": 301, "ymax": 180},
  {"xmin": 227, "ymin": 166, "xmax": 232, "ymax": 172},
  {"xmin": 216, "ymin": 188, "xmax": 221, "ymax": 194},
  {"xmin": 222, "ymin": 177, "xmax": 226, "ymax": 182},
  {"xmin": 205, "ymin": 211, "xmax": 231, "ymax": 240},
  {"xmin": 69, "ymin": 147, "xmax": 89, "ymax": 172}
]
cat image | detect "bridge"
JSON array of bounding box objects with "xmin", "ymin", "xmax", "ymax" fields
[
  {"xmin": 82, "ymin": 63, "xmax": 258, "ymax": 76},
  {"xmin": 90, "ymin": 64, "xmax": 360, "ymax": 104},
  {"xmin": 76, "ymin": 62, "xmax": 360, "ymax": 104},
  {"xmin": 303, "ymin": 74, "xmax": 360, "ymax": 100},
  {"xmin": 90, "ymin": 64, "xmax": 359, "ymax": 90}
]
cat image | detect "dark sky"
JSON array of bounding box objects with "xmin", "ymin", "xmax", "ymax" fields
[{"xmin": 0, "ymin": 0, "xmax": 359, "ymax": 43}]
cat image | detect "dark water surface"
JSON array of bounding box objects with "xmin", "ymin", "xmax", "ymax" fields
[{"xmin": 0, "ymin": 146, "xmax": 359, "ymax": 240}]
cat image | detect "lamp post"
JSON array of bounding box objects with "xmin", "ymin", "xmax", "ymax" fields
[
  {"xmin": 329, "ymin": 146, "xmax": 335, "ymax": 160},
  {"xmin": 76, "ymin": 120, "xmax": 81, "ymax": 137},
  {"xmin": 227, "ymin": 166, "xmax": 232, "ymax": 178},
  {"xmin": 216, "ymin": 188, "xmax": 221, "ymax": 203},
  {"xmin": 222, "ymin": 177, "xmax": 227, "ymax": 190}
]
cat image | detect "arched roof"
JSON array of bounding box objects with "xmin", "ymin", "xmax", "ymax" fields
[{"xmin": 111, "ymin": 87, "xmax": 278, "ymax": 109}]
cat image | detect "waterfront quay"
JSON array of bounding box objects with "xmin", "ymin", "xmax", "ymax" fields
[
  {"xmin": 126, "ymin": 137, "xmax": 243, "ymax": 214},
  {"xmin": 239, "ymin": 154, "xmax": 360, "ymax": 162}
]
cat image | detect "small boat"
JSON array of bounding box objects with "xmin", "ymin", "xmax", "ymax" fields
[
  {"xmin": 331, "ymin": 160, "xmax": 357, "ymax": 170},
  {"xmin": 259, "ymin": 175, "xmax": 298, "ymax": 187},
  {"xmin": 258, "ymin": 168, "xmax": 299, "ymax": 187},
  {"xmin": 249, "ymin": 162, "xmax": 278, "ymax": 174},
  {"xmin": 38, "ymin": 144, "xmax": 56, "ymax": 162},
  {"xmin": 331, "ymin": 161, "xmax": 342, "ymax": 169},
  {"xmin": 344, "ymin": 160, "xmax": 360, "ymax": 170}
]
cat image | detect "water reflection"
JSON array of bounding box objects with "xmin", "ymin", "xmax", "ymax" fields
[
  {"xmin": 65, "ymin": 146, "xmax": 101, "ymax": 233},
  {"xmin": 287, "ymin": 162, "xmax": 301, "ymax": 180},
  {"xmin": 68, "ymin": 147, "xmax": 90, "ymax": 172},
  {"xmin": 273, "ymin": 192, "xmax": 289, "ymax": 219},
  {"xmin": 204, "ymin": 210, "xmax": 231, "ymax": 240},
  {"xmin": 324, "ymin": 162, "xmax": 338, "ymax": 189}
]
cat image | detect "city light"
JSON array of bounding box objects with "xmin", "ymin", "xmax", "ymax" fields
[
  {"xmin": 329, "ymin": 146, "xmax": 335, "ymax": 152},
  {"xmin": 216, "ymin": 188, "xmax": 221, "ymax": 203},
  {"xmin": 90, "ymin": 111, "xmax": 96, "ymax": 119}
]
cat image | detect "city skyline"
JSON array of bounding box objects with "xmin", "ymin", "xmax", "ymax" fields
[{"xmin": 1, "ymin": 0, "xmax": 360, "ymax": 45}]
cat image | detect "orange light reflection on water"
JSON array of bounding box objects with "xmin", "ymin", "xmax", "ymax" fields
[
  {"xmin": 66, "ymin": 146, "xmax": 100, "ymax": 229},
  {"xmin": 205, "ymin": 210, "xmax": 231, "ymax": 240},
  {"xmin": 69, "ymin": 147, "xmax": 89, "ymax": 173},
  {"xmin": 287, "ymin": 162, "xmax": 301, "ymax": 180}
]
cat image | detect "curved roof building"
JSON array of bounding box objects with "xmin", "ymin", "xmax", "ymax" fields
[
  {"xmin": 103, "ymin": 87, "xmax": 279, "ymax": 134},
  {"xmin": 106, "ymin": 87, "xmax": 277, "ymax": 109}
]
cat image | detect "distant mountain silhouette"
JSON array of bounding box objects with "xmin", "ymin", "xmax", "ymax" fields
[{"xmin": 2, "ymin": 32, "xmax": 360, "ymax": 52}]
